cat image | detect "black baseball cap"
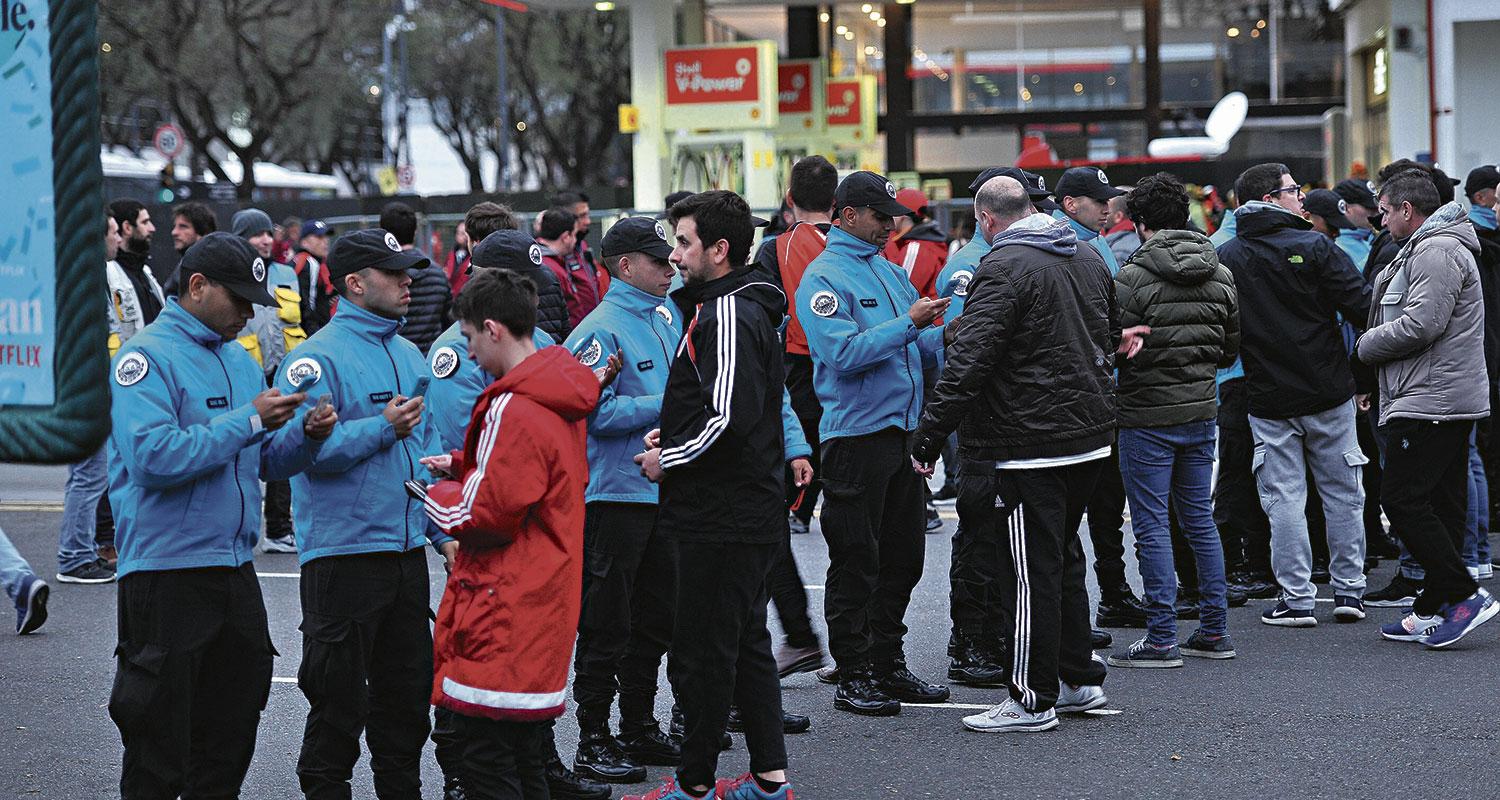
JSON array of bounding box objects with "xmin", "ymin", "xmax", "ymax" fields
[
  {"xmin": 469, "ymin": 229, "xmax": 545, "ymax": 275},
  {"xmin": 1465, "ymin": 165, "xmax": 1500, "ymax": 198},
  {"xmin": 1333, "ymin": 178, "xmax": 1378, "ymax": 211},
  {"xmin": 1304, "ymin": 189, "xmax": 1355, "ymax": 229},
  {"xmin": 326, "ymin": 228, "xmax": 430, "ymax": 285},
  {"xmin": 969, "ymin": 166, "xmax": 1057, "ymax": 211},
  {"xmin": 300, "ymin": 219, "xmax": 331, "ymax": 238},
  {"xmin": 180, "ymin": 232, "xmax": 277, "ymax": 306},
  {"xmin": 834, "ymin": 171, "xmax": 910, "ymax": 217},
  {"xmin": 1054, "ymin": 166, "xmax": 1126, "ymax": 202},
  {"xmin": 601, "ymin": 216, "xmax": 674, "ymax": 260}
]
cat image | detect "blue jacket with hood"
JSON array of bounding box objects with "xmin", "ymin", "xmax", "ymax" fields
[
  {"xmin": 274, "ymin": 300, "xmax": 452, "ymax": 563},
  {"xmin": 798, "ymin": 225, "xmax": 944, "ymax": 442},
  {"xmin": 109, "ymin": 299, "xmax": 321, "ymax": 577},
  {"xmin": 1053, "ymin": 208, "xmax": 1120, "ymax": 274},
  {"xmin": 937, "ymin": 235, "xmax": 986, "ymax": 320},
  {"xmin": 426, "ymin": 321, "xmax": 553, "ymax": 451}
]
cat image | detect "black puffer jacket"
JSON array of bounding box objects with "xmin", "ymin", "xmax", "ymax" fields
[
  {"xmin": 1115, "ymin": 230, "xmax": 1240, "ymax": 427},
  {"xmin": 913, "ymin": 214, "xmax": 1119, "ymax": 463},
  {"xmin": 401, "ymin": 251, "xmax": 452, "ymax": 354},
  {"xmin": 1216, "ymin": 204, "xmax": 1370, "ymax": 420},
  {"xmin": 509, "ymin": 261, "xmax": 570, "ymax": 344}
]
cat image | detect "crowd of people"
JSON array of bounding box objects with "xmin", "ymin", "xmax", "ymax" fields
[{"xmin": 1, "ymin": 153, "xmax": 1499, "ymax": 800}]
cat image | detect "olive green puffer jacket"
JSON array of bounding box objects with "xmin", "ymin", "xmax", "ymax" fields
[{"xmin": 1115, "ymin": 229, "xmax": 1240, "ymax": 428}]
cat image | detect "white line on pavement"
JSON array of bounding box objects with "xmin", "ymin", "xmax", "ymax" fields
[
  {"xmin": 272, "ymin": 677, "xmax": 297, "ymax": 684},
  {"xmin": 258, "ymin": 572, "xmax": 301, "ymax": 578},
  {"xmin": 903, "ymin": 702, "xmax": 995, "ymax": 710}
]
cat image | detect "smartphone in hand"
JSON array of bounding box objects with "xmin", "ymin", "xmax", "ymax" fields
[
  {"xmin": 404, "ymin": 480, "xmax": 430, "ymax": 502},
  {"xmin": 403, "ymin": 376, "xmax": 431, "ymax": 405}
]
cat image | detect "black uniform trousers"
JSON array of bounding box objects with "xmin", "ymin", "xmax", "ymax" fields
[
  {"xmin": 766, "ymin": 532, "xmax": 818, "ymax": 648},
  {"xmin": 572, "ymin": 501, "xmax": 677, "ymax": 728},
  {"xmin": 1381, "ymin": 418, "xmax": 1479, "ymax": 616},
  {"xmin": 996, "ymin": 458, "xmax": 1109, "ymax": 712},
  {"xmin": 110, "ymin": 563, "xmax": 275, "ymax": 800},
  {"xmin": 1086, "ymin": 447, "xmax": 1129, "ymax": 597},
  {"xmin": 264, "ymin": 479, "xmax": 294, "ymax": 539},
  {"xmin": 949, "ymin": 459, "xmax": 1006, "ymax": 646},
  {"xmin": 783, "ymin": 353, "xmax": 824, "ymax": 524},
  {"xmin": 1215, "ymin": 378, "xmax": 1273, "ymax": 577},
  {"xmin": 669, "ymin": 540, "xmax": 786, "ymax": 789},
  {"xmin": 818, "ymin": 427, "xmax": 926, "ymax": 670},
  {"xmin": 296, "ymin": 548, "xmax": 432, "ymax": 800},
  {"xmin": 451, "ymin": 715, "xmax": 552, "ymax": 800}
]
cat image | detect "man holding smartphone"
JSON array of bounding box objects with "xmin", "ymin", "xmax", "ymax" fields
[{"xmin": 274, "ymin": 228, "xmax": 452, "ymax": 799}]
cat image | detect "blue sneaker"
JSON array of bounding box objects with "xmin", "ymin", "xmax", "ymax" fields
[
  {"xmin": 14, "ymin": 574, "xmax": 48, "ymax": 635},
  {"xmin": 1423, "ymin": 589, "xmax": 1500, "ymax": 649},
  {"xmin": 622, "ymin": 777, "xmax": 714, "ymax": 800},
  {"xmin": 717, "ymin": 773, "xmax": 794, "ymax": 800},
  {"xmin": 1260, "ymin": 600, "xmax": 1316, "ymax": 627},
  {"xmin": 1332, "ymin": 595, "xmax": 1366, "ymax": 622},
  {"xmin": 1106, "ymin": 638, "xmax": 1184, "ymax": 668},
  {"xmin": 1379, "ymin": 611, "xmax": 1443, "ymax": 642}
]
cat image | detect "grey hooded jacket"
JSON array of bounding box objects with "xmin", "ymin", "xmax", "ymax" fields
[{"xmin": 1357, "ymin": 201, "xmax": 1490, "ymax": 425}]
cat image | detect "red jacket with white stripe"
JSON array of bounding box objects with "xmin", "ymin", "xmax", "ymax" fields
[
  {"xmin": 883, "ymin": 220, "xmax": 949, "ymax": 301},
  {"xmin": 423, "ymin": 345, "xmax": 599, "ymax": 721}
]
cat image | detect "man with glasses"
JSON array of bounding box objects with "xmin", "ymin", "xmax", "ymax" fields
[{"xmin": 1216, "ymin": 163, "xmax": 1373, "ymax": 629}]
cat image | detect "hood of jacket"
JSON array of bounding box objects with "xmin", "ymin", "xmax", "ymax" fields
[
  {"xmin": 1401, "ymin": 200, "xmax": 1481, "ymax": 259},
  {"xmin": 991, "ymin": 212, "xmax": 1078, "ymax": 257},
  {"xmin": 899, "ymin": 220, "xmax": 947, "ymax": 245},
  {"xmin": 1470, "ymin": 204, "xmax": 1498, "ymax": 232},
  {"xmin": 671, "ymin": 264, "xmax": 788, "ymax": 323},
  {"xmin": 1127, "ymin": 229, "xmax": 1220, "ymax": 286},
  {"xmin": 1051, "ymin": 208, "xmax": 1103, "ymax": 243},
  {"xmin": 328, "ymin": 294, "xmax": 404, "ymax": 341},
  {"xmin": 490, "ymin": 345, "xmax": 599, "ymax": 423},
  {"xmin": 1234, "ymin": 201, "xmax": 1314, "ymax": 237}
]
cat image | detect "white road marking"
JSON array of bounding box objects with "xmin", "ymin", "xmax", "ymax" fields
[{"xmin": 272, "ymin": 677, "xmax": 297, "ymax": 684}]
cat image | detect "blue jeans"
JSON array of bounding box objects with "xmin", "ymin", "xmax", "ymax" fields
[
  {"xmin": 58, "ymin": 445, "xmax": 107, "ymax": 572},
  {"xmin": 0, "ymin": 523, "xmax": 36, "ymax": 602},
  {"xmin": 1466, "ymin": 429, "xmax": 1489, "ymax": 568},
  {"xmin": 1120, "ymin": 421, "xmax": 1229, "ymax": 646}
]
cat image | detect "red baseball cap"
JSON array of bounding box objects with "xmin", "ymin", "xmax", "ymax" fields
[{"xmin": 894, "ymin": 188, "xmax": 929, "ymax": 216}]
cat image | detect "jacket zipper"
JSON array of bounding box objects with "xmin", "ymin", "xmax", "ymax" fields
[
  {"xmin": 870, "ymin": 257, "xmax": 918, "ymax": 428},
  {"xmin": 212, "ymin": 348, "xmax": 246, "ymax": 560},
  {"xmin": 383, "ymin": 338, "xmax": 415, "ymax": 546}
]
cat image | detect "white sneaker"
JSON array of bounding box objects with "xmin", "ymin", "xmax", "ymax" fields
[
  {"xmin": 262, "ymin": 534, "xmax": 298, "ymax": 554},
  {"xmin": 961, "ymin": 697, "xmax": 1058, "ymax": 733},
  {"xmin": 1468, "ymin": 565, "xmax": 1481, "ymax": 580},
  {"xmin": 1479, "ymin": 563, "xmax": 1494, "ymax": 581},
  {"xmin": 1055, "ymin": 682, "xmax": 1108, "ymax": 713}
]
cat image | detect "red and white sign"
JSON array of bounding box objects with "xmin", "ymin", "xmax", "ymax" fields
[
  {"xmin": 152, "ymin": 123, "xmax": 185, "ymax": 160},
  {"xmin": 777, "ymin": 59, "xmax": 826, "ymax": 135},
  {"xmin": 663, "ymin": 41, "xmax": 777, "ymax": 130},
  {"xmin": 826, "ymin": 76, "xmax": 877, "ymax": 143}
]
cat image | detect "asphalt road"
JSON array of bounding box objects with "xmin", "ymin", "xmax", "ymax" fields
[{"xmin": 3, "ymin": 463, "xmax": 1499, "ymax": 799}]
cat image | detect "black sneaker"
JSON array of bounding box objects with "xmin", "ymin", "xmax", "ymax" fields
[
  {"xmin": 573, "ymin": 736, "xmax": 646, "ymax": 784},
  {"xmin": 1090, "ymin": 628, "xmax": 1113, "ymax": 649},
  {"xmin": 545, "ymin": 758, "xmax": 611, "ymax": 800},
  {"xmin": 1311, "ymin": 561, "xmax": 1331, "ymax": 585},
  {"xmin": 1096, "ymin": 594, "xmax": 1149, "ymax": 628},
  {"xmin": 1225, "ymin": 585, "xmax": 1248, "ymax": 608},
  {"xmin": 1175, "ymin": 598, "xmax": 1201, "ymax": 620},
  {"xmin": 1369, "ymin": 531, "xmax": 1401, "ymax": 559},
  {"xmin": 788, "ymin": 515, "xmax": 810, "ymax": 535},
  {"xmin": 1365, "ymin": 574, "xmax": 1420, "ymax": 608},
  {"xmin": 933, "ymin": 484, "xmax": 958, "ymax": 503},
  {"xmin": 668, "ymin": 705, "xmax": 732, "ymax": 751},
  {"xmin": 618, "ymin": 720, "xmax": 680, "ymax": 765},
  {"xmin": 1229, "ymin": 572, "xmax": 1279, "ymax": 599},
  {"xmin": 1332, "ymin": 595, "xmax": 1366, "ymax": 622},
  {"xmin": 725, "ymin": 705, "xmax": 811, "ymax": 735},
  {"xmin": 57, "ymin": 559, "xmax": 116, "ymax": 585},
  {"xmin": 876, "ymin": 665, "xmax": 950, "ymax": 704},
  {"xmin": 1181, "ymin": 630, "xmax": 1237, "ymax": 659},
  {"xmin": 1106, "ymin": 638, "xmax": 1184, "ymax": 669},
  {"xmin": 14, "ymin": 574, "xmax": 47, "ymax": 635},
  {"xmin": 947, "ymin": 638, "xmax": 1007, "ymax": 687},
  {"xmin": 814, "ymin": 664, "xmax": 840, "ymax": 684},
  {"xmin": 442, "ymin": 775, "xmax": 468, "ymax": 800},
  {"xmin": 834, "ymin": 673, "xmax": 901, "ymax": 717},
  {"xmin": 1260, "ymin": 600, "xmax": 1317, "ymax": 627}
]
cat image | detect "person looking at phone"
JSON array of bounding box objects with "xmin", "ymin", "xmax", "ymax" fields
[
  {"xmin": 107, "ymin": 232, "xmax": 337, "ymax": 798},
  {"xmin": 272, "ymin": 228, "xmax": 450, "ymax": 799}
]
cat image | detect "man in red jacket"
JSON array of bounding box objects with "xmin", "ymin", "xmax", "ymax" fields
[
  {"xmin": 419, "ymin": 267, "xmax": 608, "ymax": 798},
  {"xmin": 882, "ymin": 188, "xmax": 948, "ymax": 300}
]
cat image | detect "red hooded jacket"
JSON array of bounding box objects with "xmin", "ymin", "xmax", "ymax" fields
[{"xmin": 423, "ymin": 345, "xmax": 599, "ymax": 721}]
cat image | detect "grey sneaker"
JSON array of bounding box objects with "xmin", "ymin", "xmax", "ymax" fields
[
  {"xmin": 57, "ymin": 559, "xmax": 116, "ymax": 585},
  {"xmin": 1106, "ymin": 638, "xmax": 1184, "ymax": 668},
  {"xmin": 1181, "ymin": 630, "xmax": 1237, "ymax": 659},
  {"xmin": 262, "ymin": 534, "xmax": 298, "ymax": 553},
  {"xmin": 1055, "ymin": 682, "xmax": 1107, "ymax": 713}
]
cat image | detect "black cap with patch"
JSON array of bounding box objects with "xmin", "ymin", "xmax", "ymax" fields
[
  {"xmin": 834, "ymin": 171, "xmax": 910, "ymax": 217},
  {"xmin": 179, "ymin": 231, "xmax": 277, "ymax": 306},
  {"xmin": 1054, "ymin": 166, "xmax": 1126, "ymax": 202},
  {"xmin": 969, "ymin": 166, "xmax": 1058, "ymax": 211},
  {"xmin": 327, "ymin": 228, "xmax": 430, "ymax": 286},
  {"xmin": 470, "ymin": 229, "xmax": 546, "ymax": 274},
  {"xmin": 601, "ymin": 216, "xmax": 674, "ymax": 260},
  {"xmin": 1304, "ymin": 189, "xmax": 1355, "ymax": 229},
  {"xmin": 1465, "ymin": 165, "xmax": 1500, "ymax": 199},
  {"xmin": 1333, "ymin": 178, "xmax": 1379, "ymax": 211}
]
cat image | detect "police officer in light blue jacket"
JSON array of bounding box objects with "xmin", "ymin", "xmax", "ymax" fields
[
  {"xmin": 273, "ymin": 228, "xmax": 446, "ymax": 798},
  {"xmin": 798, "ymin": 171, "xmax": 950, "ymax": 716},
  {"xmin": 108, "ymin": 233, "xmax": 337, "ymax": 799},
  {"xmin": 1052, "ymin": 166, "xmax": 1126, "ymax": 275}
]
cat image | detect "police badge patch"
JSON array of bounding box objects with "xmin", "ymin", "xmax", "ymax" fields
[
  {"xmin": 656, "ymin": 305, "xmax": 673, "ymax": 325},
  {"xmin": 528, "ymin": 244, "xmax": 544, "ymax": 265},
  {"xmin": 952, "ymin": 270, "xmax": 975, "ymax": 297},
  {"xmin": 654, "ymin": 221, "xmax": 669, "ymax": 241},
  {"xmin": 284, "ymin": 357, "xmax": 323, "ymax": 389},
  {"xmin": 114, "ymin": 352, "xmax": 149, "ymax": 386},
  {"xmin": 252, "ymin": 257, "xmax": 267, "ymax": 283},
  {"xmin": 810, "ymin": 290, "xmax": 839, "ymax": 317},
  {"xmin": 384, "ymin": 232, "xmax": 401, "ymax": 252},
  {"xmin": 432, "ymin": 347, "xmax": 460, "ymax": 379},
  {"xmin": 577, "ymin": 339, "xmax": 603, "ymax": 367}
]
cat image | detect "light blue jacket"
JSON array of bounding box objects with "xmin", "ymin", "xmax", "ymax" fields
[
  {"xmin": 1052, "ymin": 208, "xmax": 1120, "ymax": 274},
  {"xmin": 1336, "ymin": 228, "xmax": 1374, "ymax": 272},
  {"xmin": 109, "ymin": 300, "xmax": 320, "ymax": 577},
  {"xmin": 426, "ymin": 321, "xmax": 552, "ymax": 452},
  {"xmin": 937, "ymin": 236, "xmax": 986, "ymax": 320},
  {"xmin": 567, "ymin": 279, "xmax": 809, "ymax": 505},
  {"xmin": 273, "ymin": 300, "xmax": 449, "ymax": 563},
  {"xmin": 798, "ymin": 225, "xmax": 944, "ymax": 442}
]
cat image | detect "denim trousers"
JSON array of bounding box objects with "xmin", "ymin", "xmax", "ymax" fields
[
  {"xmin": 1119, "ymin": 421, "xmax": 1229, "ymax": 646},
  {"xmin": 0, "ymin": 524, "xmax": 36, "ymax": 602},
  {"xmin": 58, "ymin": 445, "xmax": 108, "ymax": 571}
]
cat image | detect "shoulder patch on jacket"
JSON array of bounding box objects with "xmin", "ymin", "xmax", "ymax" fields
[
  {"xmin": 114, "ymin": 352, "xmax": 149, "ymax": 386},
  {"xmin": 284, "ymin": 356, "xmax": 323, "ymax": 389},
  {"xmin": 432, "ymin": 346, "xmax": 460, "ymax": 379},
  {"xmin": 656, "ymin": 305, "xmax": 673, "ymax": 325},
  {"xmin": 810, "ymin": 290, "xmax": 839, "ymax": 317},
  {"xmin": 952, "ymin": 270, "xmax": 974, "ymax": 297},
  {"xmin": 576, "ymin": 338, "xmax": 603, "ymax": 367}
]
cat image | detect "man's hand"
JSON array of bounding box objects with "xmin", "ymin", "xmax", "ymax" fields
[
  {"xmin": 439, "ymin": 540, "xmax": 459, "ymax": 574},
  {"xmin": 419, "ymin": 454, "xmax": 455, "ymax": 478},
  {"xmin": 911, "ymin": 456, "xmax": 935, "ymax": 477},
  {"xmin": 634, "ymin": 448, "xmax": 665, "ymax": 483},
  {"xmin": 1355, "ymin": 393, "xmax": 1371, "ymax": 412},
  {"xmin": 302, "ymin": 397, "xmax": 337, "ymax": 440},
  {"xmin": 908, "ymin": 296, "xmax": 951, "ymax": 328},
  {"xmin": 790, "ymin": 457, "xmax": 814, "ymax": 487},
  {"xmin": 643, "ymin": 428, "xmax": 662, "ymax": 451},
  {"xmin": 383, "ymin": 395, "xmax": 424, "ymax": 439},
  {"xmin": 253, "ymin": 389, "xmax": 304, "ymax": 431},
  {"xmin": 1117, "ymin": 325, "xmax": 1152, "ymax": 359},
  {"xmin": 595, "ymin": 350, "xmax": 624, "ymax": 388}
]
